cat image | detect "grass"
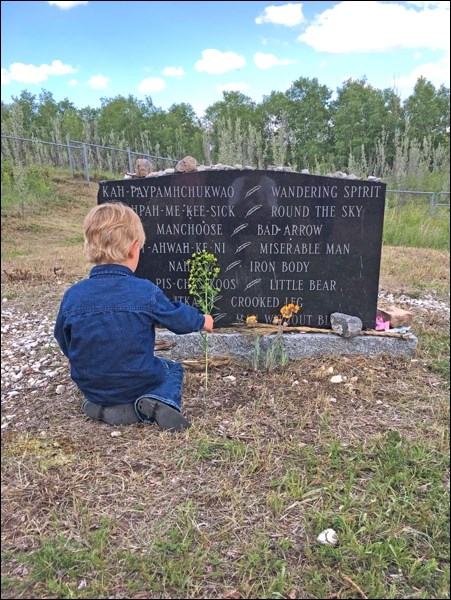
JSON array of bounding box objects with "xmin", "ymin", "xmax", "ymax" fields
[
  {"xmin": 383, "ymin": 204, "xmax": 450, "ymax": 251},
  {"xmin": 379, "ymin": 246, "xmax": 449, "ymax": 298},
  {"xmin": 2, "ymin": 423, "xmax": 449, "ymax": 599},
  {"xmin": 1, "ymin": 172, "xmax": 450, "ymax": 599}
]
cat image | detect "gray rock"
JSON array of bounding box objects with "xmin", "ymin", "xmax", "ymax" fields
[{"xmin": 330, "ymin": 313, "xmax": 363, "ymax": 338}]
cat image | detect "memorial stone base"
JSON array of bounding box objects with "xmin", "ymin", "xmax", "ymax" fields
[{"xmin": 156, "ymin": 329, "xmax": 418, "ymax": 360}]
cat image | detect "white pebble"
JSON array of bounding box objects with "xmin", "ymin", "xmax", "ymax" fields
[{"xmin": 317, "ymin": 528, "xmax": 339, "ymax": 546}]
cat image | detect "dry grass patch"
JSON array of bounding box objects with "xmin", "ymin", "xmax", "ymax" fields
[
  {"xmin": 380, "ymin": 246, "xmax": 450, "ymax": 299},
  {"xmin": 1, "ymin": 175, "xmax": 97, "ymax": 280}
]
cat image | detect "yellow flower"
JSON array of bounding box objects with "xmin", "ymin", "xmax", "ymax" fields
[
  {"xmin": 246, "ymin": 315, "xmax": 258, "ymax": 326},
  {"xmin": 280, "ymin": 303, "xmax": 300, "ymax": 321},
  {"xmin": 280, "ymin": 306, "xmax": 292, "ymax": 319}
]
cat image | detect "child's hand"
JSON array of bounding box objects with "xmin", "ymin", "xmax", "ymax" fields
[{"xmin": 203, "ymin": 314, "xmax": 214, "ymax": 333}]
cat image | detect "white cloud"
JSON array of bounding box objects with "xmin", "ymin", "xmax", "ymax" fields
[
  {"xmin": 87, "ymin": 75, "xmax": 109, "ymax": 89},
  {"xmin": 195, "ymin": 49, "xmax": 246, "ymax": 74},
  {"xmin": 253, "ymin": 52, "xmax": 294, "ymax": 69},
  {"xmin": 216, "ymin": 82, "xmax": 251, "ymax": 92},
  {"xmin": 48, "ymin": 1, "xmax": 88, "ymax": 9},
  {"xmin": 2, "ymin": 59, "xmax": 76, "ymax": 84},
  {"xmin": 1, "ymin": 68, "xmax": 11, "ymax": 85},
  {"xmin": 397, "ymin": 51, "xmax": 450, "ymax": 94},
  {"xmin": 69, "ymin": 79, "xmax": 79, "ymax": 86},
  {"xmin": 162, "ymin": 66, "xmax": 185, "ymax": 77},
  {"xmin": 137, "ymin": 77, "xmax": 166, "ymax": 93},
  {"xmin": 255, "ymin": 3, "xmax": 305, "ymax": 26},
  {"xmin": 298, "ymin": 1, "xmax": 450, "ymax": 53}
]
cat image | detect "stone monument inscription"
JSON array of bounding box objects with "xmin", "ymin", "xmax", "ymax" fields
[{"xmin": 98, "ymin": 170, "xmax": 386, "ymax": 329}]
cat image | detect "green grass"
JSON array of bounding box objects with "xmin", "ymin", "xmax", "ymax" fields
[
  {"xmin": 298, "ymin": 433, "xmax": 450, "ymax": 599},
  {"xmin": 2, "ymin": 182, "xmax": 67, "ymax": 215},
  {"xmin": 1, "ymin": 248, "xmax": 33, "ymax": 259},
  {"xmin": 2, "ymin": 432, "xmax": 449, "ymax": 599},
  {"xmin": 1, "ymin": 164, "xmax": 86, "ymax": 216},
  {"xmin": 62, "ymin": 235, "xmax": 85, "ymax": 247},
  {"xmin": 418, "ymin": 332, "xmax": 450, "ymax": 360},
  {"xmin": 419, "ymin": 332, "xmax": 450, "ymax": 386},
  {"xmin": 427, "ymin": 359, "xmax": 450, "ymax": 382},
  {"xmin": 2, "ymin": 519, "xmax": 112, "ymax": 598},
  {"xmin": 383, "ymin": 204, "xmax": 450, "ymax": 250}
]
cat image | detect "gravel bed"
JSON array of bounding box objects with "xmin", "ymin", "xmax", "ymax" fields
[{"xmin": 2, "ymin": 291, "xmax": 449, "ymax": 431}]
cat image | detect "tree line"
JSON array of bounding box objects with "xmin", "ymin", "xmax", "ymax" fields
[{"xmin": 1, "ymin": 75, "xmax": 449, "ymax": 189}]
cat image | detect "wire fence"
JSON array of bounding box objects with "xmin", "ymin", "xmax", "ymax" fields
[
  {"xmin": 1, "ymin": 134, "xmax": 177, "ymax": 184},
  {"xmin": 1, "ymin": 134, "xmax": 449, "ymax": 214},
  {"xmin": 386, "ymin": 189, "xmax": 450, "ymax": 215}
]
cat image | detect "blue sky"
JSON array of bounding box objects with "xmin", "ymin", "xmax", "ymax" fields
[{"xmin": 1, "ymin": 1, "xmax": 449, "ymax": 117}]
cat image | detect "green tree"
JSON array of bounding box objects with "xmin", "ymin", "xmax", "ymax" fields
[
  {"xmin": 331, "ymin": 78, "xmax": 398, "ymax": 172},
  {"xmin": 203, "ymin": 92, "xmax": 260, "ymax": 162},
  {"xmin": 4, "ymin": 90, "xmax": 39, "ymax": 136},
  {"xmin": 379, "ymin": 87, "xmax": 404, "ymax": 169},
  {"xmin": 258, "ymin": 91, "xmax": 293, "ymax": 165},
  {"xmin": 35, "ymin": 90, "xmax": 62, "ymax": 139},
  {"xmin": 97, "ymin": 95, "xmax": 150, "ymax": 147},
  {"xmin": 60, "ymin": 106, "xmax": 84, "ymax": 141},
  {"xmin": 285, "ymin": 77, "xmax": 332, "ymax": 169},
  {"xmin": 403, "ymin": 77, "xmax": 450, "ymax": 151},
  {"xmin": 163, "ymin": 103, "xmax": 204, "ymax": 160}
]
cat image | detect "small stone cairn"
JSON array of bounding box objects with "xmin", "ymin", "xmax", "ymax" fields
[{"xmin": 124, "ymin": 157, "xmax": 382, "ymax": 182}]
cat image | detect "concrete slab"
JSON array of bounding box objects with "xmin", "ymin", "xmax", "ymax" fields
[{"xmin": 156, "ymin": 330, "xmax": 418, "ymax": 360}]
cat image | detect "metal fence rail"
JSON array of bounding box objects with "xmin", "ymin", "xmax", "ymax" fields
[
  {"xmin": 436, "ymin": 191, "xmax": 451, "ymax": 210},
  {"xmin": 386, "ymin": 189, "xmax": 450, "ymax": 215}
]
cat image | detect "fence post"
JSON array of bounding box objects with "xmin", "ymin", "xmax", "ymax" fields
[
  {"xmin": 429, "ymin": 193, "xmax": 435, "ymax": 215},
  {"xmin": 127, "ymin": 148, "xmax": 134, "ymax": 173},
  {"xmin": 67, "ymin": 136, "xmax": 75, "ymax": 176},
  {"xmin": 81, "ymin": 143, "xmax": 90, "ymax": 185}
]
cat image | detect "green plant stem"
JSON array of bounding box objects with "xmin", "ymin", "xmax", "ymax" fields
[
  {"xmin": 204, "ymin": 286, "xmax": 209, "ymax": 390},
  {"xmin": 204, "ymin": 333, "xmax": 209, "ymax": 390},
  {"xmin": 187, "ymin": 251, "xmax": 220, "ymax": 392}
]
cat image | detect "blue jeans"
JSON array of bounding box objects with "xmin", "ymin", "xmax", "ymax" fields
[{"xmin": 135, "ymin": 358, "xmax": 184, "ymax": 423}]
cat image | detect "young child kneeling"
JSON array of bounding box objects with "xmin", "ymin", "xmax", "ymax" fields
[{"xmin": 54, "ymin": 202, "xmax": 213, "ymax": 431}]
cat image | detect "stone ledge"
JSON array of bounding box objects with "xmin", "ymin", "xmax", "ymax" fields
[{"xmin": 156, "ymin": 330, "xmax": 418, "ymax": 360}]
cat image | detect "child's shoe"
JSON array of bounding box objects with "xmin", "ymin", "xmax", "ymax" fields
[
  {"xmin": 82, "ymin": 400, "xmax": 140, "ymax": 425},
  {"xmin": 136, "ymin": 397, "xmax": 190, "ymax": 432}
]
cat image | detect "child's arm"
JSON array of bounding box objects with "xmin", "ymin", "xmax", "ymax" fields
[
  {"xmin": 152, "ymin": 288, "xmax": 209, "ymax": 334},
  {"xmin": 54, "ymin": 303, "xmax": 70, "ymax": 357}
]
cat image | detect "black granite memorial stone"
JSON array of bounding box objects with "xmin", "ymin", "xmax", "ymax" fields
[{"xmin": 98, "ymin": 170, "xmax": 386, "ymax": 329}]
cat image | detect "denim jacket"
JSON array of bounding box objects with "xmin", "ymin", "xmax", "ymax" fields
[{"xmin": 54, "ymin": 264, "xmax": 205, "ymax": 405}]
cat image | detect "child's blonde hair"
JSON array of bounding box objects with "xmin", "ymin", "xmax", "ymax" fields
[{"xmin": 83, "ymin": 202, "xmax": 145, "ymax": 264}]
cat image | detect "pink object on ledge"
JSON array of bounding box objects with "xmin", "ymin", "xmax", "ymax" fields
[{"xmin": 375, "ymin": 316, "xmax": 390, "ymax": 330}]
